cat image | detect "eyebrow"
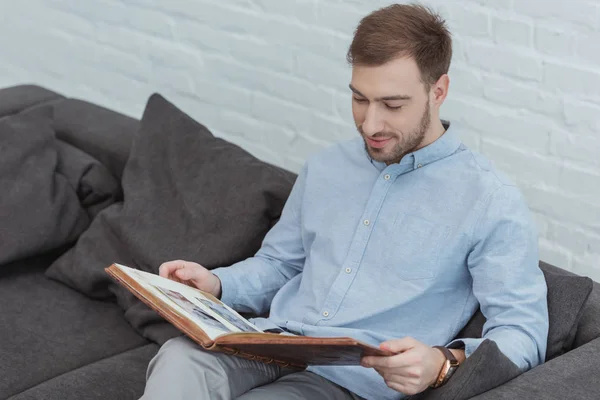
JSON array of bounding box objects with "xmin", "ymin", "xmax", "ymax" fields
[{"xmin": 349, "ymin": 84, "xmax": 412, "ymax": 101}]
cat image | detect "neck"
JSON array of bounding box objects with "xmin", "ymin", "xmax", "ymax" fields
[{"xmin": 415, "ymin": 119, "xmax": 446, "ymax": 151}]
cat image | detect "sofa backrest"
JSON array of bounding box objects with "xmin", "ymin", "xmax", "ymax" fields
[
  {"xmin": 539, "ymin": 262, "xmax": 600, "ymax": 350},
  {"xmin": 0, "ymin": 84, "xmax": 137, "ymax": 181},
  {"xmin": 573, "ymin": 280, "xmax": 600, "ymax": 348}
]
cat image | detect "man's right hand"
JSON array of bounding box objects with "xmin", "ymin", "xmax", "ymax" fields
[{"xmin": 158, "ymin": 260, "xmax": 222, "ymax": 298}]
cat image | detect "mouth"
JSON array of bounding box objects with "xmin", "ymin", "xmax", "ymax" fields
[{"xmin": 366, "ymin": 137, "xmax": 392, "ymax": 149}]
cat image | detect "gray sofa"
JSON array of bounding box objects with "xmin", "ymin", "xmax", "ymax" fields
[{"xmin": 1, "ymin": 84, "xmax": 599, "ymax": 400}]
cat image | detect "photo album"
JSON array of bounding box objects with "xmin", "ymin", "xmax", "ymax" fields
[{"xmin": 105, "ymin": 263, "xmax": 392, "ymax": 369}]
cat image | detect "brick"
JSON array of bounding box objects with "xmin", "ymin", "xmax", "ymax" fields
[
  {"xmin": 446, "ymin": 7, "xmax": 490, "ymax": 38},
  {"xmin": 461, "ymin": 103, "xmax": 550, "ymax": 154},
  {"xmin": 544, "ymin": 62, "xmax": 600, "ymax": 100},
  {"xmin": 550, "ymin": 128, "xmax": 599, "ymax": 167},
  {"xmin": 150, "ymin": 65, "xmax": 195, "ymax": 95},
  {"xmin": 562, "ymin": 100, "xmax": 600, "ymax": 133},
  {"xmin": 451, "ymin": 36, "xmax": 467, "ymax": 63},
  {"xmin": 255, "ymin": 0, "xmax": 317, "ymax": 25},
  {"xmin": 290, "ymin": 133, "xmax": 335, "ymax": 160},
  {"xmin": 201, "ymin": 55, "xmax": 335, "ymax": 115},
  {"xmin": 162, "ymin": 93, "xmax": 223, "ymax": 132},
  {"xmin": 439, "ymin": 97, "xmax": 468, "ymax": 125},
  {"xmin": 455, "ymin": 125, "xmax": 481, "ymax": 153},
  {"xmin": 123, "ymin": 7, "xmax": 174, "ymax": 39},
  {"xmin": 92, "ymin": 45, "xmax": 151, "ymax": 82},
  {"xmin": 470, "ymin": 0, "xmax": 513, "ymax": 9},
  {"xmin": 334, "ymin": 91, "xmax": 353, "ymax": 121},
  {"xmin": 550, "ymin": 222, "xmax": 600, "ymax": 256},
  {"xmin": 575, "ymin": 32, "xmax": 600, "ymax": 69},
  {"xmin": 448, "ymin": 63, "xmax": 484, "ymax": 97},
  {"xmin": 521, "ymin": 185, "xmax": 600, "ymax": 231},
  {"xmin": 246, "ymin": 15, "xmax": 351, "ymax": 60},
  {"xmin": 283, "ymin": 156, "xmax": 306, "ymax": 174},
  {"xmin": 295, "ymin": 51, "xmax": 352, "ymax": 90},
  {"xmin": 52, "ymin": 0, "xmax": 127, "ymax": 25},
  {"xmin": 251, "ymin": 91, "xmax": 315, "ymax": 131},
  {"xmin": 513, "ymin": 1, "xmax": 597, "ymax": 30},
  {"xmin": 262, "ymin": 125, "xmax": 297, "ymax": 152},
  {"xmin": 480, "ymin": 139, "xmax": 561, "ymax": 187},
  {"xmin": 95, "ymin": 24, "xmax": 149, "ymax": 57},
  {"xmin": 531, "ymin": 212, "xmax": 550, "ymax": 238},
  {"xmin": 534, "ymin": 25, "xmax": 575, "ymax": 58},
  {"xmin": 539, "ymin": 238, "xmax": 572, "ymax": 271},
  {"xmin": 559, "ymin": 163, "xmax": 600, "ymax": 203},
  {"xmin": 492, "ymin": 16, "xmax": 533, "ymax": 48},
  {"xmin": 482, "ymin": 75, "xmax": 561, "ymax": 117},
  {"xmin": 223, "ymin": 38, "xmax": 295, "ymax": 74},
  {"xmin": 572, "ymin": 254, "xmax": 600, "ymax": 283},
  {"xmin": 315, "ymin": 3, "xmax": 364, "ymax": 35},
  {"xmin": 191, "ymin": 79, "xmax": 254, "ymax": 116},
  {"xmin": 468, "ymin": 43, "xmax": 543, "ymax": 81},
  {"xmin": 309, "ymin": 114, "xmax": 355, "ymax": 141}
]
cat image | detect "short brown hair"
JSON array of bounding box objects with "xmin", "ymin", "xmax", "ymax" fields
[{"xmin": 347, "ymin": 3, "xmax": 452, "ymax": 88}]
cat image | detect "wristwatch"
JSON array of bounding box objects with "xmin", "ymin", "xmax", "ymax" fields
[{"xmin": 430, "ymin": 346, "xmax": 460, "ymax": 388}]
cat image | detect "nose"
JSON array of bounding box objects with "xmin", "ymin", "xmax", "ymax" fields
[{"xmin": 361, "ymin": 104, "xmax": 384, "ymax": 136}]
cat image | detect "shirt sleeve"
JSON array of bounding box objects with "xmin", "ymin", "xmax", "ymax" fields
[
  {"xmin": 211, "ymin": 162, "xmax": 308, "ymax": 315},
  {"xmin": 447, "ymin": 184, "xmax": 549, "ymax": 371}
]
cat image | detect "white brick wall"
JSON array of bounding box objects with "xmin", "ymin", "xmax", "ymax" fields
[{"xmin": 1, "ymin": 0, "xmax": 599, "ymax": 280}]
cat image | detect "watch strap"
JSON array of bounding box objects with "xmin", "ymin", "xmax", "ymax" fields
[{"xmin": 430, "ymin": 346, "xmax": 460, "ymax": 388}]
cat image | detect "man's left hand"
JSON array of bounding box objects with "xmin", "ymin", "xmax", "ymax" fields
[{"xmin": 360, "ymin": 337, "xmax": 448, "ymax": 395}]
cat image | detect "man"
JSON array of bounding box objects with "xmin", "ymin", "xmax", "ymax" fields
[{"xmin": 141, "ymin": 3, "xmax": 548, "ymax": 400}]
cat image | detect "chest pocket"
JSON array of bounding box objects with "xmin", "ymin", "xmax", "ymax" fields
[{"xmin": 383, "ymin": 213, "xmax": 451, "ymax": 280}]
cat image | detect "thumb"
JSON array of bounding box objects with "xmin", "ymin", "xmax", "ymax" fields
[{"xmin": 380, "ymin": 337, "xmax": 418, "ymax": 353}]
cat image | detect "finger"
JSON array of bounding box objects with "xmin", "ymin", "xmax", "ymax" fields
[
  {"xmin": 362, "ymin": 352, "xmax": 415, "ymax": 369},
  {"xmin": 174, "ymin": 264, "xmax": 203, "ymax": 281},
  {"xmin": 375, "ymin": 366, "xmax": 417, "ymax": 379},
  {"xmin": 380, "ymin": 337, "xmax": 418, "ymax": 353},
  {"xmin": 158, "ymin": 260, "xmax": 185, "ymax": 278}
]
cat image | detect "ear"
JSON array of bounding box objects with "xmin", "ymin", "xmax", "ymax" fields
[{"xmin": 431, "ymin": 74, "xmax": 449, "ymax": 106}]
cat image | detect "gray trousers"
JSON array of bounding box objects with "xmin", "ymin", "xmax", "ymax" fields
[{"xmin": 141, "ymin": 336, "xmax": 365, "ymax": 400}]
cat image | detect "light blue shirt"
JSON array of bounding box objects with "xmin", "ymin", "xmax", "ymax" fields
[{"xmin": 212, "ymin": 123, "xmax": 549, "ymax": 400}]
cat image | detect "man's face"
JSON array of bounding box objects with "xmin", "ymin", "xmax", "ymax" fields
[{"xmin": 350, "ymin": 57, "xmax": 433, "ymax": 165}]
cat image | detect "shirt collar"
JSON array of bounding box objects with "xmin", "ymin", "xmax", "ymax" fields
[{"xmin": 368, "ymin": 120, "xmax": 461, "ymax": 171}]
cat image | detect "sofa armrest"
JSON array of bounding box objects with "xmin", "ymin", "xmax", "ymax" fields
[{"xmin": 471, "ymin": 337, "xmax": 600, "ymax": 399}]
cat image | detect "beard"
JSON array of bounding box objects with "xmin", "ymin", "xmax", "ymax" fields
[{"xmin": 361, "ymin": 100, "xmax": 431, "ymax": 165}]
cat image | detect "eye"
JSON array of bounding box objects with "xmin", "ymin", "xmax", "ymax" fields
[
  {"xmin": 385, "ymin": 104, "xmax": 402, "ymax": 111},
  {"xmin": 353, "ymin": 97, "xmax": 367, "ymax": 103}
]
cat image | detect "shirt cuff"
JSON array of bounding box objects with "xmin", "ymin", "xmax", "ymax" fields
[
  {"xmin": 211, "ymin": 266, "xmax": 240, "ymax": 308},
  {"xmin": 446, "ymin": 337, "xmax": 486, "ymax": 359}
]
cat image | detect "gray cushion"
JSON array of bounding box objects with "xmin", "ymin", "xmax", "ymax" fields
[
  {"xmin": 55, "ymin": 139, "xmax": 122, "ymax": 219},
  {"xmin": 455, "ymin": 263, "xmax": 593, "ymax": 361},
  {"xmin": 0, "ymin": 254, "xmax": 148, "ymax": 398},
  {"xmin": 470, "ymin": 337, "xmax": 600, "ymax": 400},
  {"xmin": 0, "ymin": 108, "xmax": 90, "ymax": 265},
  {"xmin": 52, "ymin": 98, "xmax": 138, "ymax": 181},
  {"xmin": 0, "ymin": 84, "xmax": 63, "ymax": 117},
  {"xmin": 414, "ymin": 340, "xmax": 521, "ymax": 400},
  {"xmin": 46, "ymin": 93, "xmax": 296, "ymax": 344},
  {"xmin": 8, "ymin": 344, "xmax": 158, "ymax": 400}
]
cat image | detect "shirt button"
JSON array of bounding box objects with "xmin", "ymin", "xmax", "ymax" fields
[
  {"xmin": 345, "ymin": 268, "xmax": 352, "ymax": 274},
  {"xmin": 322, "ymin": 311, "xmax": 329, "ymax": 317},
  {"xmin": 384, "ymin": 174, "xmax": 391, "ymax": 180},
  {"xmin": 417, "ymin": 163, "xmax": 423, "ymax": 168},
  {"xmin": 363, "ymin": 219, "xmax": 370, "ymax": 226}
]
